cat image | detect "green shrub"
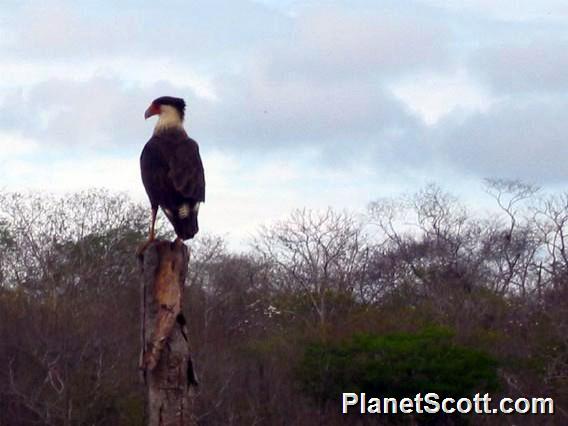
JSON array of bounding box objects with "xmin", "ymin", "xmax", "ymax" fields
[{"xmin": 298, "ymin": 327, "xmax": 499, "ymax": 403}]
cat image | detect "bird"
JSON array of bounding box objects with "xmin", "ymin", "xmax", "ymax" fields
[{"xmin": 138, "ymin": 96, "xmax": 205, "ymax": 253}]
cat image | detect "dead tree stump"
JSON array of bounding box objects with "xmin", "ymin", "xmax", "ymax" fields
[{"xmin": 139, "ymin": 240, "xmax": 198, "ymax": 426}]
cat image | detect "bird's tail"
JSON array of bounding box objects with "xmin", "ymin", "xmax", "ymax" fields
[{"xmin": 173, "ymin": 202, "xmax": 200, "ymax": 240}]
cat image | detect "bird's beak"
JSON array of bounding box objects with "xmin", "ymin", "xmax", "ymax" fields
[{"xmin": 144, "ymin": 103, "xmax": 160, "ymax": 119}]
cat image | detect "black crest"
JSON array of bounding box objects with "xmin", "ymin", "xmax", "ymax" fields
[{"xmin": 153, "ymin": 96, "xmax": 186, "ymax": 120}]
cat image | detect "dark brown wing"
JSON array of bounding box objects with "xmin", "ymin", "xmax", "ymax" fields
[
  {"xmin": 140, "ymin": 137, "xmax": 168, "ymax": 209},
  {"xmin": 168, "ymin": 136, "xmax": 205, "ymax": 202}
]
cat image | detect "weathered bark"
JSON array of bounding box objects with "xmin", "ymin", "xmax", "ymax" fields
[{"xmin": 139, "ymin": 240, "xmax": 198, "ymax": 426}]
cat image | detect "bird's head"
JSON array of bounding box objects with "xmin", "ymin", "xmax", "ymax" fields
[{"xmin": 145, "ymin": 96, "xmax": 186, "ymax": 132}]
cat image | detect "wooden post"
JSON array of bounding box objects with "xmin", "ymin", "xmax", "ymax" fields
[{"xmin": 139, "ymin": 240, "xmax": 198, "ymax": 426}]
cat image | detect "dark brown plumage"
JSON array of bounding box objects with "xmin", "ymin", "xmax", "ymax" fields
[{"xmin": 140, "ymin": 96, "xmax": 205, "ymax": 243}]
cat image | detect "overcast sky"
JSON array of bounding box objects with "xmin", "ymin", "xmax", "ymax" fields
[{"xmin": 2, "ymin": 0, "xmax": 568, "ymax": 244}]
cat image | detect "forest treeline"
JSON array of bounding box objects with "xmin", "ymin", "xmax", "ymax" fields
[{"xmin": 0, "ymin": 180, "xmax": 566, "ymax": 425}]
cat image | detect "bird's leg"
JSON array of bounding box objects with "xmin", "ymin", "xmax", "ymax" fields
[
  {"xmin": 136, "ymin": 208, "xmax": 158, "ymax": 258},
  {"xmin": 148, "ymin": 208, "xmax": 157, "ymax": 241}
]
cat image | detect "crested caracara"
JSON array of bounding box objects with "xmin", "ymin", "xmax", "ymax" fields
[{"xmin": 139, "ymin": 96, "xmax": 205, "ymax": 251}]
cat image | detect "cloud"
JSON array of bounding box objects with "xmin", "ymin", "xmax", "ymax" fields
[
  {"xmin": 2, "ymin": 0, "xmax": 290, "ymax": 62},
  {"xmin": 196, "ymin": 71, "xmax": 420, "ymax": 142},
  {"xmin": 0, "ymin": 77, "xmax": 192, "ymax": 147},
  {"xmin": 2, "ymin": 155, "xmax": 141, "ymax": 194},
  {"xmin": 261, "ymin": 6, "xmax": 450, "ymax": 82},
  {"xmin": 0, "ymin": 131, "xmax": 38, "ymax": 156},
  {"xmin": 471, "ymin": 41, "xmax": 568, "ymax": 94},
  {"xmin": 4, "ymin": 2, "xmax": 142, "ymax": 59},
  {"xmin": 391, "ymin": 69, "xmax": 493, "ymax": 125},
  {"xmin": 188, "ymin": 5, "xmax": 450, "ymax": 167},
  {"xmin": 416, "ymin": 0, "xmax": 568, "ymax": 22},
  {"xmin": 433, "ymin": 97, "xmax": 568, "ymax": 182}
]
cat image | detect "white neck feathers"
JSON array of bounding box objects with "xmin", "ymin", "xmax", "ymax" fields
[{"xmin": 154, "ymin": 105, "xmax": 183, "ymax": 134}]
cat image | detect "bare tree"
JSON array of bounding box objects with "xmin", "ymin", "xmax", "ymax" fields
[
  {"xmin": 0, "ymin": 190, "xmax": 150, "ymax": 425},
  {"xmin": 254, "ymin": 208, "xmax": 368, "ymax": 333},
  {"xmin": 482, "ymin": 179, "xmax": 542, "ymax": 296}
]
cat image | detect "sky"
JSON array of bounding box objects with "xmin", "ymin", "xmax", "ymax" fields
[{"xmin": 2, "ymin": 0, "xmax": 568, "ymax": 245}]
